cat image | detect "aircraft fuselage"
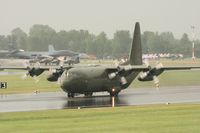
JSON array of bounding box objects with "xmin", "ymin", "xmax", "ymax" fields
[{"xmin": 60, "ymin": 66, "xmax": 139, "ymax": 95}]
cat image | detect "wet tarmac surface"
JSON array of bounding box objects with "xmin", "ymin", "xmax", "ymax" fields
[{"xmin": 0, "ymin": 86, "xmax": 200, "ymax": 112}]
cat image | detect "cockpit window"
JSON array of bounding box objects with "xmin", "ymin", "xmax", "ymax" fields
[{"xmin": 66, "ymin": 71, "xmax": 73, "ymax": 78}]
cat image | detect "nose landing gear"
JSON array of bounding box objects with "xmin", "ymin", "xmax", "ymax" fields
[{"xmin": 109, "ymin": 88, "xmax": 120, "ymax": 97}]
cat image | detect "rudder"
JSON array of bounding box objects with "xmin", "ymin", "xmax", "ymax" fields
[{"xmin": 129, "ymin": 22, "xmax": 142, "ymax": 65}]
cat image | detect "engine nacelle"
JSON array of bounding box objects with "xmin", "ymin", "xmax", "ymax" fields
[
  {"xmin": 28, "ymin": 68, "xmax": 45, "ymax": 77},
  {"xmin": 47, "ymin": 73, "xmax": 60, "ymax": 82},
  {"xmin": 138, "ymin": 72, "xmax": 154, "ymax": 81},
  {"xmin": 108, "ymin": 72, "xmax": 117, "ymax": 79},
  {"xmin": 138, "ymin": 68, "xmax": 164, "ymax": 81},
  {"xmin": 47, "ymin": 69, "xmax": 64, "ymax": 82}
]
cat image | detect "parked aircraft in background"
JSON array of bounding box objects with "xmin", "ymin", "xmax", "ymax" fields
[
  {"xmin": 0, "ymin": 50, "xmax": 10, "ymax": 58},
  {"xmin": 5, "ymin": 45, "xmax": 82, "ymax": 65}
]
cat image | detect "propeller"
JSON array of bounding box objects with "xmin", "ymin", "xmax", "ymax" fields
[
  {"xmin": 113, "ymin": 60, "xmax": 120, "ymax": 67},
  {"xmin": 153, "ymin": 76, "xmax": 159, "ymax": 89},
  {"xmin": 57, "ymin": 76, "xmax": 62, "ymax": 85},
  {"xmin": 33, "ymin": 76, "xmax": 40, "ymax": 83},
  {"xmin": 154, "ymin": 62, "xmax": 163, "ymax": 89},
  {"xmin": 48, "ymin": 67, "xmax": 56, "ymax": 75},
  {"xmin": 108, "ymin": 66, "xmax": 127, "ymax": 85},
  {"xmin": 21, "ymin": 62, "xmax": 42, "ymax": 83},
  {"xmin": 143, "ymin": 59, "xmax": 150, "ymax": 68},
  {"xmin": 21, "ymin": 72, "xmax": 29, "ymax": 80},
  {"xmin": 21, "ymin": 61, "xmax": 30, "ymax": 80},
  {"xmin": 139, "ymin": 60, "xmax": 164, "ymax": 89},
  {"xmin": 120, "ymin": 76, "xmax": 127, "ymax": 85}
]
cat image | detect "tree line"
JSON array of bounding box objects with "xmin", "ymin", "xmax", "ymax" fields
[{"xmin": 0, "ymin": 24, "xmax": 200, "ymax": 59}]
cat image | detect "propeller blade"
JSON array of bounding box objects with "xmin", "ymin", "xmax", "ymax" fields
[
  {"xmin": 153, "ymin": 76, "xmax": 159, "ymax": 89},
  {"xmin": 114, "ymin": 60, "xmax": 120, "ymax": 67},
  {"xmin": 143, "ymin": 59, "xmax": 150, "ymax": 67},
  {"xmin": 34, "ymin": 62, "xmax": 41, "ymax": 68},
  {"xmin": 21, "ymin": 71, "xmax": 30, "ymax": 80},
  {"xmin": 33, "ymin": 76, "xmax": 39, "ymax": 83},
  {"xmin": 57, "ymin": 77, "xmax": 62, "ymax": 85},
  {"xmin": 21, "ymin": 73, "xmax": 28, "ymax": 80},
  {"xmin": 120, "ymin": 76, "xmax": 127, "ymax": 85},
  {"xmin": 48, "ymin": 67, "xmax": 56, "ymax": 74},
  {"xmin": 155, "ymin": 63, "xmax": 163, "ymax": 69}
]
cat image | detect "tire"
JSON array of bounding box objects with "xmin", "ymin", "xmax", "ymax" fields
[
  {"xmin": 109, "ymin": 91, "xmax": 119, "ymax": 97},
  {"xmin": 84, "ymin": 92, "xmax": 93, "ymax": 97},
  {"xmin": 68, "ymin": 93, "xmax": 75, "ymax": 98}
]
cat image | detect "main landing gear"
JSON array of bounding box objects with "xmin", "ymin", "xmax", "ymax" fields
[
  {"xmin": 84, "ymin": 92, "xmax": 93, "ymax": 97},
  {"xmin": 67, "ymin": 93, "xmax": 75, "ymax": 98},
  {"xmin": 67, "ymin": 92, "xmax": 93, "ymax": 98}
]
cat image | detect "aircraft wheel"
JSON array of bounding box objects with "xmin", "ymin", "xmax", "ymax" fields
[
  {"xmin": 68, "ymin": 93, "xmax": 75, "ymax": 98},
  {"xmin": 84, "ymin": 92, "xmax": 93, "ymax": 97}
]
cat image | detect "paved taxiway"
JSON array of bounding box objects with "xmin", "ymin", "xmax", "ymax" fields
[{"xmin": 0, "ymin": 86, "xmax": 200, "ymax": 112}]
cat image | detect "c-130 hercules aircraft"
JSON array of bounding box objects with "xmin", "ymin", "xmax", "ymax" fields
[{"xmin": 1, "ymin": 22, "xmax": 200, "ymax": 98}]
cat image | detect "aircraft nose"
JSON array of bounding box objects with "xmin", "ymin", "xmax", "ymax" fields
[{"xmin": 59, "ymin": 72, "xmax": 73, "ymax": 89}]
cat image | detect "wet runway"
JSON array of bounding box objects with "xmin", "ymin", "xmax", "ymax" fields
[{"xmin": 0, "ymin": 86, "xmax": 200, "ymax": 112}]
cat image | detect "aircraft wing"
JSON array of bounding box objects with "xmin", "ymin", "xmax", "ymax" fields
[
  {"xmin": 0, "ymin": 66, "xmax": 29, "ymax": 70},
  {"xmin": 0, "ymin": 65, "xmax": 75, "ymax": 70},
  {"xmin": 160, "ymin": 66, "xmax": 200, "ymax": 71},
  {"xmin": 105, "ymin": 65, "xmax": 200, "ymax": 78},
  {"xmin": 128, "ymin": 65, "xmax": 200, "ymax": 72}
]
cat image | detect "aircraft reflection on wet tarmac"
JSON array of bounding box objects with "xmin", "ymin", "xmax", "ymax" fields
[
  {"xmin": 1, "ymin": 86, "xmax": 200, "ymax": 112},
  {"xmin": 65, "ymin": 95, "xmax": 126, "ymax": 108},
  {"xmin": 0, "ymin": 92, "xmax": 127, "ymax": 112}
]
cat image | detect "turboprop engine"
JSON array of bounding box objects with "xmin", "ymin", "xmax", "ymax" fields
[
  {"xmin": 28, "ymin": 67, "xmax": 45, "ymax": 77},
  {"xmin": 47, "ymin": 68, "xmax": 65, "ymax": 82},
  {"xmin": 138, "ymin": 63, "xmax": 164, "ymax": 87},
  {"xmin": 108, "ymin": 66, "xmax": 127, "ymax": 85}
]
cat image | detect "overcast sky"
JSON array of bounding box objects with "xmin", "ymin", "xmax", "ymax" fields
[{"xmin": 0, "ymin": 0, "xmax": 200, "ymax": 39}]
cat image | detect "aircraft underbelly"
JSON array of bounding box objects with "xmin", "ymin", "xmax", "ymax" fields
[
  {"xmin": 86, "ymin": 78, "xmax": 106, "ymax": 92},
  {"xmin": 62, "ymin": 71, "xmax": 139, "ymax": 94}
]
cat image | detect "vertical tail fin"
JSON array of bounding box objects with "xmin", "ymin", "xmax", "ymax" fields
[
  {"xmin": 129, "ymin": 22, "xmax": 142, "ymax": 65},
  {"xmin": 48, "ymin": 45, "xmax": 55, "ymax": 52}
]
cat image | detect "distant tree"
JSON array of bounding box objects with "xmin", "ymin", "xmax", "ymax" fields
[
  {"xmin": 0, "ymin": 35, "xmax": 8, "ymax": 50},
  {"xmin": 11, "ymin": 28, "xmax": 28, "ymax": 50},
  {"xmin": 28, "ymin": 25, "xmax": 56, "ymax": 51},
  {"xmin": 142, "ymin": 31, "xmax": 156, "ymax": 53},
  {"xmin": 112, "ymin": 30, "xmax": 131, "ymax": 58},
  {"xmin": 178, "ymin": 33, "xmax": 191, "ymax": 57},
  {"xmin": 55, "ymin": 30, "xmax": 70, "ymax": 50},
  {"xmin": 3, "ymin": 24, "xmax": 200, "ymax": 59},
  {"xmin": 93, "ymin": 32, "xmax": 111, "ymax": 58},
  {"xmin": 194, "ymin": 40, "xmax": 200, "ymax": 58},
  {"xmin": 7, "ymin": 35, "xmax": 17, "ymax": 50},
  {"xmin": 157, "ymin": 32, "xmax": 175, "ymax": 53}
]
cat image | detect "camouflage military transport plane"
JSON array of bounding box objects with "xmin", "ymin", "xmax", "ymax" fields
[{"xmin": 1, "ymin": 22, "xmax": 200, "ymax": 98}]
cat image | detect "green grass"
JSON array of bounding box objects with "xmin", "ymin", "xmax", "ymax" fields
[
  {"xmin": 0, "ymin": 73, "xmax": 59, "ymax": 94},
  {"xmin": 0, "ymin": 104, "xmax": 200, "ymax": 133}
]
